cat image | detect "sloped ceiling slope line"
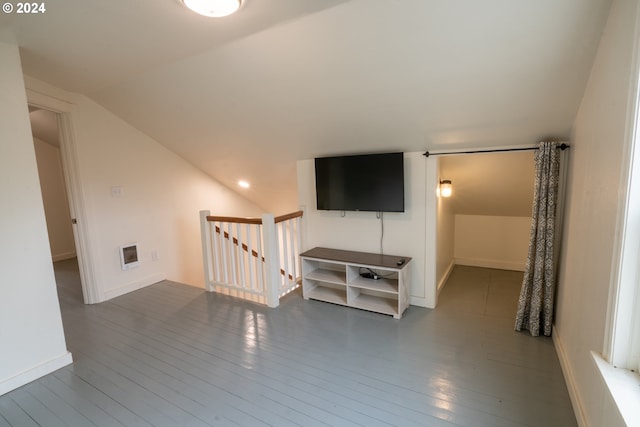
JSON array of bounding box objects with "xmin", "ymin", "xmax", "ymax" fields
[{"xmin": 2, "ymin": 0, "xmax": 612, "ymax": 212}]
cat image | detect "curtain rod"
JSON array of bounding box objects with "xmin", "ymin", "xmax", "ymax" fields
[{"xmin": 423, "ymin": 143, "xmax": 570, "ymax": 157}]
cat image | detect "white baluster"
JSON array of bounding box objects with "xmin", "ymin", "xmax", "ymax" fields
[
  {"xmin": 236, "ymin": 222, "xmax": 246, "ymax": 290},
  {"xmin": 255, "ymin": 223, "xmax": 264, "ymax": 292},
  {"xmin": 199, "ymin": 211, "xmax": 215, "ymax": 292},
  {"xmin": 246, "ymin": 223, "xmax": 255, "ymax": 293},
  {"xmin": 262, "ymin": 213, "xmax": 280, "ymax": 308}
]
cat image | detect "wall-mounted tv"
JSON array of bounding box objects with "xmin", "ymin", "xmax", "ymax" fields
[{"xmin": 315, "ymin": 152, "xmax": 405, "ymax": 213}]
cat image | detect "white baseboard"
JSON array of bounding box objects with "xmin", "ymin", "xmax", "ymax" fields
[
  {"xmin": 437, "ymin": 260, "xmax": 456, "ymax": 296},
  {"xmin": 51, "ymin": 251, "xmax": 77, "ymax": 262},
  {"xmin": 553, "ymin": 327, "xmax": 588, "ymax": 427},
  {"xmin": 410, "ymin": 295, "xmax": 432, "ymax": 308},
  {"xmin": 102, "ymin": 272, "xmax": 166, "ymax": 301},
  {"xmin": 0, "ymin": 351, "xmax": 73, "ymax": 396},
  {"xmin": 455, "ymin": 257, "xmax": 525, "ymax": 272}
]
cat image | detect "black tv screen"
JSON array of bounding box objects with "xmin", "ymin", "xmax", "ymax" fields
[{"xmin": 315, "ymin": 152, "xmax": 405, "ymax": 212}]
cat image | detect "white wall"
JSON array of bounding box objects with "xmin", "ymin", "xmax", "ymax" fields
[
  {"xmin": 553, "ymin": 0, "xmax": 637, "ymax": 425},
  {"xmin": 297, "ymin": 152, "xmax": 435, "ymax": 307},
  {"xmin": 436, "ymin": 162, "xmax": 455, "ymax": 293},
  {"xmin": 454, "ymin": 215, "xmax": 530, "ymax": 271},
  {"xmin": 62, "ymin": 93, "xmax": 264, "ymax": 301},
  {"xmin": 33, "ymin": 137, "xmax": 76, "ymax": 261},
  {"xmin": 0, "ymin": 42, "xmax": 72, "ymax": 395}
]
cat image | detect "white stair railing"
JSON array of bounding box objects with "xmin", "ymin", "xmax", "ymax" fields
[
  {"xmin": 200, "ymin": 210, "xmax": 303, "ymax": 307},
  {"xmin": 275, "ymin": 211, "xmax": 302, "ymax": 298}
]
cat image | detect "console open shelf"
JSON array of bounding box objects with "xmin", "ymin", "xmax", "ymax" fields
[
  {"xmin": 304, "ymin": 283, "xmax": 347, "ymax": 305},
  {"xmin": 305, "ymin": 268, "xmax": 346, "ymax": 285},
  {"xmin": 300, "ymin": 247, "xmax": 411, "ymax": 319}
]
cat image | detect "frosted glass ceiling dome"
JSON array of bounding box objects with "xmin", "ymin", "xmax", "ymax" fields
[{"xmin": 182, "ymin": 0, "xmax": 242, "ymax": 17}]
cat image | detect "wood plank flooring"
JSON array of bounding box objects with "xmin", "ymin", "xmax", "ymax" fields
[{"xmin": 0, "ymin": 260, "xmax": 577, "ymax": 426}]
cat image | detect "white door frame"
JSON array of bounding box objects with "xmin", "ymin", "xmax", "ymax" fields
[{"xmin": 27, "ymin": 88, "xmax": 100, "ymax": 304}]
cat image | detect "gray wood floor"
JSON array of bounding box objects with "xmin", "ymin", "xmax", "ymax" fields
[{"xmin": 0, "ymin": 260, "xmax": 577, "ymax": 426}]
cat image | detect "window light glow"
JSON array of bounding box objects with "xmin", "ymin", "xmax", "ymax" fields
[
  {"xmin": 182, "ymin": 0, "xmax": 241, "ymax": 17},
  {"xmin": 238, "ymin": 180, "xmax": 250, "ymax": 188}
]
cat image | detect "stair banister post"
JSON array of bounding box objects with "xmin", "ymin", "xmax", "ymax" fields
[
  {"xmin": 262, "ymin": 213, "xmax": 280, "ymax": 307},
  {"xmin": 199, "ymin": 210, "xmax": 215, "ymax": 292}
]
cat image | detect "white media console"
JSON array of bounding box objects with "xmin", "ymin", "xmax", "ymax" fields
[{"xmin": 300, "ymin": 247, "xmax": 412, "ymax": 319}]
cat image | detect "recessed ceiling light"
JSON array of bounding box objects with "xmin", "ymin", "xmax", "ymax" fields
[
  {"xmin": 182, "ymin": 0, "xmax": 242, "ymax": 17},
  {"xmin": 238, "ymin": 180, "xmax": 250, "ymax": 188}
]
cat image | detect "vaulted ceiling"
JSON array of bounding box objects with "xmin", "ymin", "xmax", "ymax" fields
[
  {"xmin": 440, "ymin": 151, "xmax": 535, "ymax": 217},
  {"xmin": 1, "ymin": 0, "xmax": 612, "ymax": 212}
]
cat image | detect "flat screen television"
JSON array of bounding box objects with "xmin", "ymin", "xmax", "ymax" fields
[{"xmin": 315, "ymin": 152, "xmax": 405, "ymax": 212}]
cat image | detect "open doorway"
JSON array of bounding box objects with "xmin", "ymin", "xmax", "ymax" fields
[
  {"xmin": 30, "ymin": 108, "xmax": 76, "ymax": 261},
  {"xmin": 434, "ymin": 151, "xmax": 536, "ymax": 319},
  {"xmin": 29, "ymin": 107, "xmax": 86, "ymax": 304}
]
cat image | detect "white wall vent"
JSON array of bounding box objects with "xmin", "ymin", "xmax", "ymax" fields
[{"xmin": 119, "ymin": 243, "xmax": 140, "ymax": 270}]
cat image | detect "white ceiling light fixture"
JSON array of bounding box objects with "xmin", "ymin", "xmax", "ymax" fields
[
  {"xmin": 182, "ymin": 0, "xmax": 242, "ymax": 17},
  {"xmin": 238, "ymin": 180, "xmax": 250, "ymax": 189}
]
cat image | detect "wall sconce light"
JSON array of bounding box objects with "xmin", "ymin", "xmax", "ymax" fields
[{"xmin": 440, "ymin": 180, "xmax": 453, "ymax": 197}]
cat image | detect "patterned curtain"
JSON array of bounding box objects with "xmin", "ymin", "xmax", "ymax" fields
[{"xmin": 515, "ymin": 141, "xmax": 560, "ymax": 337}]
